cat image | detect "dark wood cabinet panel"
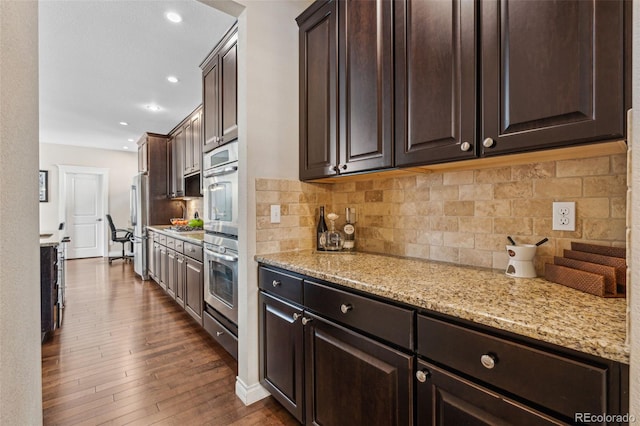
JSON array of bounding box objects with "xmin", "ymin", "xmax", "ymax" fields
[
  {"xmin": 202, "ymin": 25, "xmax": 238, "ymax": 153},
  {"xmin": 175, "ymin": 253, "xmax": 185, "ymax": 308},
  {"xmin": 220, "ymin": 33, "xmax": 238, "ymax": 144},
  {"xmin": 480, "ymin": 0, "xmax": 626, "ymax": 156},
  {"xmin": 338, "ymin": 0, "xmax": 393, "ymax": 174},
  {"xmin": 259, "ymin": 292, "xmax": 304, "ymax": 423},
  {"xmin": 298, "ymin": 0, "xmax": 338, "ymax": 180},
  {"xmin": 395, "ymin": 0, "xmax": 477, "ymax": 166},
  {"xmin": 158, "ymin": 246, "xmax": 168, "ymax": 292},
  {"xmin": 305, "ymin": 313, "xmax": 413, "ymax": 426},
  {"xmin": 203, "ymin": 59, "xmax": 220, "ymax": 152},
  {"xmin": 416, "ymin": 360, "xmax": 567, "ymax": 425},
  {"xmin": 167, "ymin": 249, "xmax": 176, "ymax": 299},
  {"xmin": 171, "ymin": 128, "xmax": 185, "ymax": 197},
  {"xmin": 185, "ymin": 258, "xmax": 203, "ymax": 325},
  {"xmin": 190, "ymin": 109, "xmax": 202, "ymax": 174}
]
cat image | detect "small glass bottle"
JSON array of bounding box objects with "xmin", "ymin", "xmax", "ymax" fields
[
  {"xmin": 316, "ymin": 206, "xmax": 328, "ymax": 251},
  {"xmin": 323, "ymin": 213, "xmax": 344, "ymax": 251},
  {"xmin": 343, "ymin": 208, "xmax": 356, "ymax": 251}
]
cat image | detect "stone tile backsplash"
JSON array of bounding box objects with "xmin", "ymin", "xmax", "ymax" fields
[{"xmin": 255, "ymin": 153, "xmax": 627, "ymax": 274}]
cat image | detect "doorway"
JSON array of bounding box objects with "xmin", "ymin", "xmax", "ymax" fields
[{"xmin": 58, "ymin": 165, "xmax": 109, "ymax": 259}]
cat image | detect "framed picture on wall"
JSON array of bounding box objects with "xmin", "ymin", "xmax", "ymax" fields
[{"xmin": 39, "ymin": 170, "xmax": 48, "ymax": 202}]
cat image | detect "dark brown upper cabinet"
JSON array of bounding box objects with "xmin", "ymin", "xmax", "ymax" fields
[
  {"xmin": 202, "ymin": 24, "xmax": 238, "ymax": 153},
  {"xmin": 184, "ymin": 107, "xmax": 202, "ymax": 176},
  {"xmin": 480, "ymin": 0, "xmax": 628, "ymax": 156},
  {"xmin": 298, "ymin": 0, "xmax": 393, "ymax": 180},
  {"xmin": 394, "ymin": 0, "xmax": 477, "ymax": 167}
]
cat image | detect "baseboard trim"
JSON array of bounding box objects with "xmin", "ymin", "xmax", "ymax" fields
[{"xmin": 235, "ymin": 377, "xmax": 270, "ymax": 406}]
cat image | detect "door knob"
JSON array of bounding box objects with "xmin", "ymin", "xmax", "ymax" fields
[
  {"xmin": 416, "ymin": 369, "xmax": 431, "ymax": 383},
  {"xmin": 301, "ymin": 317, "xmax": 312, "ymax": 326},
  {"xmin": 460, "ymin": 142, "xmax": 471, "ymax": 152},
  {"xmin": 340, "ymin": 304, "xmax": 352, "ymax": 314},
  {"xmin": 96, "ymin": 218, "xmax": 103, "ymax": 221},
  {"xmin": 483, "ymin": 137, "xmax": 495, "ymax": 148},
  {"xmin": 480, "ymin": 353, "xmax": 497, "ymax": 369},
  {"xmin": 292, "ymin": 312, "xmax": 301, "ymax": 322}
]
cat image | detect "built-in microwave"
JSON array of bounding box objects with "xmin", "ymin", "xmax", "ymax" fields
[{"xmin": 203, "ymin": 142, "xmax": 238, "ymax": 236}]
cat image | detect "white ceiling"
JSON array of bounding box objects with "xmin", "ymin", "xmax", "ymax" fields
[{"xmin": 39, "ymin": 0, "xmax": 236, "ymax": 152}]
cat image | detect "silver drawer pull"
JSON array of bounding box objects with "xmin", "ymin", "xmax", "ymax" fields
[
  {"xmin": 301, "ymin": 317, "xmax": 312, "ymax": 326},
  {"xmin": 416, "ymin": 369, "xmax": 430, "ymax": 383},
  {"xmin": 340, "ymin": 303, "xmax": 352, "ymax": 314},
  {"xmin": 483, "ymin": 137, "xmax": 495, "ymax": 148},
  {"xmin": 480, "ymin": 353, "xmax": 497, "ymax": 369},
  {"xmin": 272, "ymin": 280, "xmax": 281, "ymax": 287},
  {"xmin": 460, "ymin": 141, "xmax": 471, "ymax": 152},
  {"xmin": 216, "ymin": 331, "xmax": 224, "ymax": 337},
  {"xmin": 292, "ymin": 312, "xmax": 301, "ymax": 322}
]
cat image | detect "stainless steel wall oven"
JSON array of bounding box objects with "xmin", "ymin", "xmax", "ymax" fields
[{"xmin": 203, "ymin": 233, "xmax": 238, "ymax": 325}]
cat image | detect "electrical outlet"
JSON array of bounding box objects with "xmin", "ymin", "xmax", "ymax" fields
[
  {"xmin": 552, "ymin": 201, "xmax": 575, "ymax": 231},
  {"xmin": 270, "ymin": 205, "xmax": 281, "ymax": 224}
]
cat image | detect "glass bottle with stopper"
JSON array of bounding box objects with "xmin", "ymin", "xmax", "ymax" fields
[
  {"xmin": 343, "ymin": 207, "xmax": 356, "ymax": 251},
  {"xmin": 322, "ymin": 212, "xmax": 344, "ymax": 251}
]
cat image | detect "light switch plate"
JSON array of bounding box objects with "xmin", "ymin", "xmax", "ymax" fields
[
  {"xmin": 552, "ymin": 201, "xmax": 575, "ymax": 231},
  {"xmin": 270, "ymin": 205, "xmax": 281, "ymax": 224}
]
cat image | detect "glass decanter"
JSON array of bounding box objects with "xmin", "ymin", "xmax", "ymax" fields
[{"xmin": 322, "ymin": 213, "xmax": 344, "ymax": 251}]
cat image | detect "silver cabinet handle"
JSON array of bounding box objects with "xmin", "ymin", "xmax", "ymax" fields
[
  {"xmin": 340, "ymin": 304, "xmax": 352, "ymax": 314},
  {"xmin": 416, "ymin": 369, "xmax": 430, "ymax": 383},
  {"xmin": 340, "ymin": 164, "xmax": 347, "ymax": 171},
  {"xmin": 301, "ymin": 317, "xmax": 312, "ymax": 326},
  {"xmin": 483, "ymin": 137, "xmax": 495, "ymax": 148},
  {"xmin": 272, "ymin": 280, "xmax": 281, "ymax": 288},
  {"xmin": 460, "ymin": 142, "xmax": 471, "ymax": 152},
  {"xmin": 96, "ymin": 218, "xmax": 103, "ymax": 222},
  {"xmin": 216, "ymin": 331, "xmax": 224, "ymax": 337},
  {"xmin": 292, "ymin": 312, "xmax": 301, "ymax": 322},
  {"xmin": 480, "ymin": 353, "xmax": 497, "ymax": 369}
]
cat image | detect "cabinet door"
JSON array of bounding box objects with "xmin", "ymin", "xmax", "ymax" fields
[
  {"xmin": 138, "ymin": 139, "xmax": 148, "ymax": 173},
  {"xmin": 158, "ymin": 246, "xmax": 167, "ymax": 292},
  {"xmin": 184, "ymin": 119, "xmax": 194, "ymax": 174},
  {"xmin": 298, "ymin": 0, "xmax": 339, "ymax": 180},
  {"xmin": 305, "ymin": 313, "xmax": 413, "ymax": 426},
  {"xmin": 167, "ymin": 249, "xmax": 176, "ymax": 299},
  {"xmin": 190, "ymin": 110, "xmax": 202, "ymax": 173},
  {"xmin": 175, "ymin": 253, "xmax": 185, "ymax": 308},
  {"xmin": 259, "ymin": 292, "xmax": 304, "ymax": 423},
  {"xmin": 173, "ymin": 128, "xmax": 185, "ymax": 197},
  {"xmin": 338, "ymin": 0, "xmax": 393, "ymax": 174},
  {"xmin": 185, "ymin": 258, "xmax": 203, "ymax": 325},
  {"xmin": 154, "ymin": 242, "xmax": 162, "ymax": 284},
  {"xmin": 148, "ymin": 239, "xmax": 156, "ymax": 280},
  {"xmin": 395, "ymin": 0, "xmax": 477, "ymax": 167},
  {"xmin": 220, "ymin": 31, "xmax": 238, "ymax": 145},
  {"xmin": 203, "ymin": 58, "xmax": 220, "ymax": 153},
  {"xmin": 481, "ymin": 0, "xmax": 626, "ymax": 156},
  {"xmin": 416, "ymin": 360, "xmax": 568, "ymax": 425}
]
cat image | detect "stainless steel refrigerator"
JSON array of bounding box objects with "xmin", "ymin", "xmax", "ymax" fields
[{"xmin": 131, "ymin": 173, "xmax": 149, "ymax": 279}]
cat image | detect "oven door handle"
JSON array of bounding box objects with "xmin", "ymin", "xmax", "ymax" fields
[
  {"xmin": 203, "ymin": 165, "xmax": 238, "ymax": 178},
  {"xmin": 205, "ymin": 248, "xmax": 238, "ymax": 263}
]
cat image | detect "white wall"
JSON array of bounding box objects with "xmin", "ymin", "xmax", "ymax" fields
[
  {"xmin": 0, "ymin": 1, "xmax": 42, "ymax": 424},
  {"xmin": 630, "ymin": 0, "xmax": 640, "ymax": 416},
  {"xmin": 39, "ymin": 143, "xmax": 138, "ymax": 252}
]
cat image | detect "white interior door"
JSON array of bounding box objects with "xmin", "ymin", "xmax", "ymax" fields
[{"xmin": 65, "ymin": 172, "xmax": 105, "ymax": 259}]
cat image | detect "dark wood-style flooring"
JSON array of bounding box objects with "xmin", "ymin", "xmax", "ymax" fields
[{"xmin": 42, "ymin": 258, "xmax": 298, "ymax": 426}]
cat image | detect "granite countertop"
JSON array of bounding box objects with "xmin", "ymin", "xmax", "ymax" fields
[
  {"xmin": 147, "ymin": 225, "xmax": 204, "ymax": 245},
  {"xmin": 256, "ymin": 250, "xmax": 629, "ymax": 364},
  {"xmin": 40, "ymin": 231, "xmax": 70, "ymax": 247}
]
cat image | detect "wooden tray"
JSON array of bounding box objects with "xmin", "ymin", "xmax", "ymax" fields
[
  {"xmin": 563, "ymin": 249, "xmax": 626, "ymax": 291},
  {"xmin": 544, "ymin": 263, "xmax": 608, "ymax": 297},
  {"xmin": 570, "ymin": 242, "xmax": 626, "ymax": 259},
  {"xmin": 553, "ymin": 257, "xmax": 617, "ymax": 294}
]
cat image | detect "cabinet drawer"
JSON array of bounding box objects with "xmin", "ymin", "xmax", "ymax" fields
[
  {"xmin": 174, "ymin": 239, "xmax": 184, "ymax": 253},
  {"xmin": 304, "ymin": 280, "xmax": 413, "ymax": 350},
  {"xmin": 183, "ymin": 242, "xmax": 202, "ymax": 262},
  {"xmin": 158, "ymin": 233, "xmax": 167, "ymax": 245},
  {"xmin": 259, "ymin": 267, "xmax": 303, "ymax": 305},
  {"xmin": 203, "ymin": 310, "xmax": 237, "ymax": 360},
  {"xmin": 417, "ymin": 315, "xmax": 607, "ymax": 419},
  {"xmin": 165, "ymin": 237, "xmax": 175, "ymax": 249}
]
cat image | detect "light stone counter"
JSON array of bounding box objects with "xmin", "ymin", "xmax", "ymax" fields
[
  {"xmin": 256, "ymin": 250, "xmax": 629, "ymax": 364},
  {"xmin": 147, "ymin": 225, "xmax": 204, "ymax": 245}
]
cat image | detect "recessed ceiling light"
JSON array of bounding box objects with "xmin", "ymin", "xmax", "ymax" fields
[
  {"xmin": 123, "ymin": 146, "xmax": 129, "ymax": 150},
  {"xmin": 127, "ymin": 138, "xmax": 134, "ymax": 142},
  {"xmin": 119, "ymin": 121, "xmax": 128, "ymax": 126},
  {"xmin": 167, "ymin": 76, "xmax": 179, "ymax": 83},
  {"xmin": 166, "ymin": 12, "xmax": 182, "ymax": 23},
  {"xmin": 146, "ymin": 105, "xmax": 161, "ymax": 112}
]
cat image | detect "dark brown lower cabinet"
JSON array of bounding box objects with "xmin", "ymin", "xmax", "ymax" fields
[
  {"xmin": 185, "ymin": 257, "xmax": 203, "ymax": 325},
  {"xmin": 259, "ymin": 292, "xmax": 304, "ymax": 423},
  {"xmin": 167, "ymin": 249, "xmax": 176, "ymax": 299},
  {"xmin": 416, "ymin": 360, "xmax": 567, "ymax": 426},
  {"xmin": 304, "ymin": 312, "xmax": 413, "ymax": 426},
  {"xmin": 158, "ymin": 245, "xmax": 168, "ymax": 292},
  {"xmin": 175, "ymin": 252, "xmax": 185, "ymax": 308}
]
